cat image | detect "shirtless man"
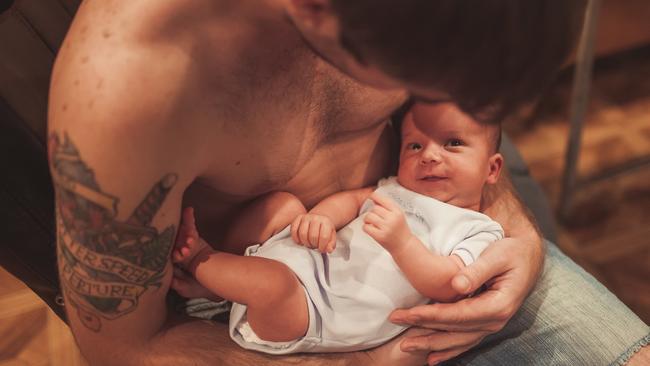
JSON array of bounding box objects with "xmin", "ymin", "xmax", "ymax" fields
[{"xmin": 48, "ymin": 0, "xmax": 649, "ymax": 365}]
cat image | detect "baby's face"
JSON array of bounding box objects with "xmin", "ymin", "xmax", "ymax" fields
[{"xmin": 397, "ymin": 103, "xmax": 502, "ymax": 210}]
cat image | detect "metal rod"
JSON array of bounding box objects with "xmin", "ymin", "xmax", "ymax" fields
[
  {"xmin": 558, "ymin": 0, "xmax": 602, "ymax": 221},
  {"xmin": 575, "ymin": 155, "xmax": 650, "ymax": 189}
]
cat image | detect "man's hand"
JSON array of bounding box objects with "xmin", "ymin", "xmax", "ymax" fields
[
  {"xmin": 291, "ymin": 213, "xmax": 337, "ymax": 253},
  {"xmin": 389, "ymin": 236, "xmax": 544, "ymax": 365},
  {"xmin": 363, "ymin": 192, "xmax": 413, "ymax": 253}
]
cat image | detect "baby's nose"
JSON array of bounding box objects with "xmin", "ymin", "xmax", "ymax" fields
[{"xmin": 420, "ymin": 146, "xmax": 442, "ymax": 164}]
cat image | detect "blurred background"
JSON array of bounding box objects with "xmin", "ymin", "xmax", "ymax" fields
[
  {"xmin": 503, "ymin": 0, "xmax": 650, "ymax": 325},
  {"xmin": 1, "ymin": 0, "xmax": 649, "ymax": 364}
]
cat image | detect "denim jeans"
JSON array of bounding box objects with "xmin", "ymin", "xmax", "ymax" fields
[{"xmin": 453, "ymin": 241, "xmax": 649, "ymax": 366}]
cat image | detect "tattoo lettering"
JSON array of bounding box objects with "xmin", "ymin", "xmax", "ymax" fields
[{"xmin": 50, "ymin": 132, "xmax": 177, "ymax": 331}]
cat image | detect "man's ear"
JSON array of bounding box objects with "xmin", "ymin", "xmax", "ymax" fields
[
  {"xmin": 486, "ymin": 153, "xmax": 503, "ymax": 185},
  {"xmin": 289, "ymin": 0, "xmax": 332, "ymax": 29}
]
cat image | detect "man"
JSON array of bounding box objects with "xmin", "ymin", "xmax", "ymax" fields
[{"xmin": 48, "ymin": 0, "xmax": 649, "ymax": 365}]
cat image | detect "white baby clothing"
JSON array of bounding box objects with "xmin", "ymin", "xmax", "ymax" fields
[{"xmin": 229, "ymin": 176, "xmax": 504, "ymax": 354}]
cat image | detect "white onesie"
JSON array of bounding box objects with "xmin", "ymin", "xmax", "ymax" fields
[{"xmin": 229, "ymin": 176, "xmax": 504, "ymax": 354}]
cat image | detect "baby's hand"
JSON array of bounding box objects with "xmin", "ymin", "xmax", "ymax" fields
[
  {"xmin": 290, "ymin": 213, "xmax": 337, "ymax": 253},
  {"xmin": 363, "ymin": 192, "xmax": 413, "ymax": 253},
  {"xmin": 172, "ymin": 207, "xmax": 211, "ymax": 270}
]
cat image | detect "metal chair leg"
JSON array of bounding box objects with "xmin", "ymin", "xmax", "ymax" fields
[{"xmin": 558, "ymin": 0, "xmax": 602, "ymax": 221}]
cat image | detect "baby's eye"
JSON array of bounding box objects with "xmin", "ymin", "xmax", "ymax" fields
[
  {"xmin": 407, "ymin": 142, "xmax": 422, "ymax": 151},
  {"xmin": 446, "ymin": 139, "xmax": 464, "ymax": 147}
]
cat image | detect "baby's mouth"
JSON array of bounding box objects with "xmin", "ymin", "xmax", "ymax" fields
[{"xmin": 419, "ymin": 175, "xmax": 447, "ymax": 181}]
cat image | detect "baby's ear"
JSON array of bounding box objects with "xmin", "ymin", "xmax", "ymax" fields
[{"xmin": 486, "ymin": 153, "xmax": 503, "ymax": 185}]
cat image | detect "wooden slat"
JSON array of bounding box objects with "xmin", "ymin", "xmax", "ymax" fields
[{"xmin": 580, "ymin": 226, "xmax": 650, "ymax": 264}]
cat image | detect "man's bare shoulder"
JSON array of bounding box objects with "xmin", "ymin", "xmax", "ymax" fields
[
  {"xmin": 51, "ymin": 0, "xmax": 204, "ymax": 119},
  {"xmin": 50, "ymin": 0, "xmax": 288, "ymax": 130},
  {"xmin": 47, "ymin": 1, "xmax": 244, "ymax": 181}
]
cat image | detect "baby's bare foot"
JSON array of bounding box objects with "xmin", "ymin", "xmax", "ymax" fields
[{"xmin": 173, "ymin": 207, "xmax": 211, "ymax": 269}]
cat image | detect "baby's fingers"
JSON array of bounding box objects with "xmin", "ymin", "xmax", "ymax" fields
[
  {"xmin": 326, "ymin": 229, "xmax": 337, "ymax": 253},
  {"xmin": 369, "ymin": 192, "xmax": 400, "ymax": 211},
  {"xmin": 318, "ymin": 227, "xmax": 337, "ymax": 253},
  {"xmin": 363, "ymin": 223, "xmax": 380, "ymax": 239},
  {"xmin": 308, "ymin": 221, "xmax": 321, "ymax": 249},
  {"xmin": 364, "ymin": 212, "xmax": 383, "ymax": 227},
  {"xmin": 290, "ymin": 215, "xmax": 303, "ymax": 244},
  {"xmin": 172, "ymin": 249, "xmax": 183, "ymax": 263},
  {"xmin": 317, "ymin": 227, "xmax": 330, "ymax": 253}
]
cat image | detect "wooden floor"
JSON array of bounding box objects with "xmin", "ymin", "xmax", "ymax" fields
[
  {"xmin": 0, "ymin": 267, "xmax": 87, "ymax": 366},
  {"xmin": 1, "ymin": 47, "xmax": 649, "ymax": 365},
  {"xmin": 505, "ymin": 45, "xmax": 650, "ymax": 323}
]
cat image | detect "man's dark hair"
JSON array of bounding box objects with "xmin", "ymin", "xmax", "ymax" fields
[
  {"xmin": 490, "ymin": 124, "xmax": 503, "ymax": 154},
  {"xmin": 331, "ymin": 0, "xmax": 587, "ymax": 122}
]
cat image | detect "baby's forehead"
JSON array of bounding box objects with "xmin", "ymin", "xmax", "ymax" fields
[
  {"xmin": 401, "ymin": 103, "xmax": 500, "ymax": 150},
  {"xmin": 403, "ymin": 104, "xmax": 486, "ymax": 135}
]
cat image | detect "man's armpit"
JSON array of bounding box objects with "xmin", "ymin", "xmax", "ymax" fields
[{"xmin": 50, "ymin": 132, "xmax": 177, "ymax": 332}]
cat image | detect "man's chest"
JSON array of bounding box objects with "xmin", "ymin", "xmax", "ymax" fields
[
  {"xmin": 181, "ymin": 47, "xmax": 405, "ymax": 239},
  {"xmin": 190, "ymin": 60, "xmax": 405, "ymax": 196},
  {"xmin": 182, "ymin": 118, "xmax": 397, "ymax": 243},
  {"xmin": 191, "ymin": 116, "xmax": 397, "ymax": 203}
]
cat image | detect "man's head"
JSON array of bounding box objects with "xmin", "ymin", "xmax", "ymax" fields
[
  {"xmin": 397, "ymin": 103, "xmax": 503, "ymax": 210},
  {"xmin": 286, "ymin": 0, "xmax": 587, "ymax": 121}
]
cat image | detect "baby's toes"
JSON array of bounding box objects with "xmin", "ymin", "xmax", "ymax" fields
[
  {"xmin": 180, "ymin": 246, "xmax": 191, "ymax": 257},
  {"xmin": 172, "ymin": 249, "xmax": 183, "ymax": 263}
]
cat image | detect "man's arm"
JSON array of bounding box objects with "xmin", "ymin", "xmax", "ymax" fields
[
  {"xmin": 47, "ymin": 8, "xmax": 259, "ymax": 358},
  {"xmin": 482, "ymin": 168, "xmax": 542, "ymax": 246},
  {"xmin": 49, "ymin": 131, "xmax": 180, "ymax": 364},
  {"xmin": 466, "ymin": 168, "xmax": 544, "ymax": 296}
]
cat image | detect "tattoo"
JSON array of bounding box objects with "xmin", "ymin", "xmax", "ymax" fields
[{"xmin": 49, "ymin": 132, "xmax": 177, "ymax": 331}]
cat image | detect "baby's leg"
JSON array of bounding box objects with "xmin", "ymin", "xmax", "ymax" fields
[
  {"xmin": 192, "ymin": 250, "xmax": 308, "ymax": 342},
  {"xmin": 172, "ymin": 207, "xmax": 223, "ymax": 300},
  {"xmin": 221, "ymin": 191, "xmax": 307, "ymax": 254},
  {"xmin": 174, "ymin": 206, "xmax": 308, "ymax": 342}
]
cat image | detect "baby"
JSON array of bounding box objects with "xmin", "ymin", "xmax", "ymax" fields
[{"xmin": 172, "ymin": 102, "xmax": 505, "ymax": 354}]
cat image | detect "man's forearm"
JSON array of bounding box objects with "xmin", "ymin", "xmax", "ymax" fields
[
  {"xmin": 481, "ymin": 170, "xmax": 545, "ymax": 289},
  {"xmin": 142, "ymin": 316, "xmax": 369, "ymax": 366},
  {"xmin": 482, "ymin": 169, "xmax": 541, "ymax": 241},
  {"xmin": 93, "ymin": 316, "xmax": 348, "ymax": 365}
]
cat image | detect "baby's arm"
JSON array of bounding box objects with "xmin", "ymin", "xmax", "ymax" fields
[
  {"xmin": 291, "ymin": 187, "xmax": 374, "ymax": 253},
  {"xmin": 309, "ymin": 187, "xmax": 375, "ymax": 229},
  {"xmin": 389, "ymin": 237, "xmax": 465, "ymax": 302},
  {"xmin": 363, "ymin": 192, "xmax": 465, "ymax": 302}
]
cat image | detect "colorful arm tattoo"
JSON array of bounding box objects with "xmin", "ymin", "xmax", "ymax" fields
[{"xmin": 49, "ymin": 132, "xmax": 177, "ymax": 332}]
